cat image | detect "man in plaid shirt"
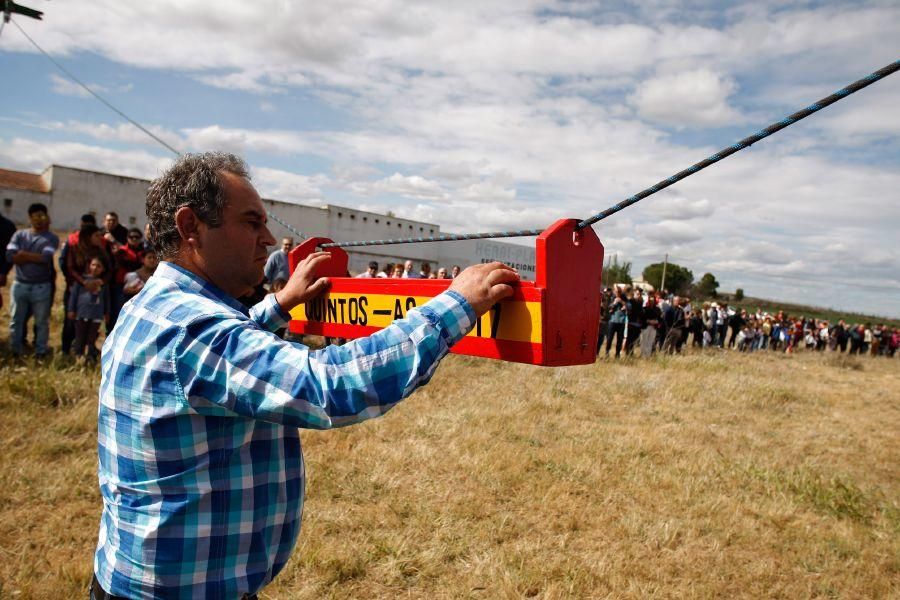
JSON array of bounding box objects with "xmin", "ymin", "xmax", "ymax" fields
[{"xmin": 92, "ymin": 153, "xmax": 518, "ymax": 599}]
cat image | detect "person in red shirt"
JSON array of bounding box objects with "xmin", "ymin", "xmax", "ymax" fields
[{"xmin": 109, "ymin": 227, "xmax": 146, "ymax": 330}]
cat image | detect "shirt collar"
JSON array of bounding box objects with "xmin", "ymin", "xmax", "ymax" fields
[{"xmin": 155, "ymin": 261, "xmax": 251, "ymax": 316}]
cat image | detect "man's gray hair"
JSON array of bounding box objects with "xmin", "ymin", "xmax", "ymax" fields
[{"xmin": 146, "ymin": 152, "xmax": 250, "ymax": 259}]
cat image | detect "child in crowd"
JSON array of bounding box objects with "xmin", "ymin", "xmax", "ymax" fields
[{"xmin": 67, "ymin": 257, "xmax": 110, "ymax": 359}]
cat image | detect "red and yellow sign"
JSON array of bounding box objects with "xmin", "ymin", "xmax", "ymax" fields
[{"xmin": 288, "ymin": 219, "xmax": 604, "ymax": 366}]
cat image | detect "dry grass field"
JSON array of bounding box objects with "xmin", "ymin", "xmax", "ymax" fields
[{"xmin": 0, "ymin": 339, "xmax": 897, "ymax": 598}]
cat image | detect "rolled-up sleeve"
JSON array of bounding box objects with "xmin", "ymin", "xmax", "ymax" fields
[{"xmin": 174, "ymin": 290, "xmax": 476, "ymax": 429}]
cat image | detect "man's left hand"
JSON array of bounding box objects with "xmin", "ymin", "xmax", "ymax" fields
[{"xmin": 274, "ymin": 251, "xmax": 331, "ymax": 313}]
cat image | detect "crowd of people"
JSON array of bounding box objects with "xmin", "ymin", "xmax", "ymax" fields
[
  {"xmin": 1, "ymin": 205, "xmax": 158, "ymax": 359},
  {"xmin": 598, "ymin": 285, "xmax": 900, "ymax": 359},
  {"xmin": 2, "ymin": 206, "xmax": 896, "ymax": 362}
]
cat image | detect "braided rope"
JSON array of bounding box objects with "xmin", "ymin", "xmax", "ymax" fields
[{"xmin": 267, "ymin": 210, "xmax": 306, "ymax": 240}]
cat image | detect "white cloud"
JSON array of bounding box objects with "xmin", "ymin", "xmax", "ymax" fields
[
  {"xmin": 49, "ymin": 73, "xmax": 133, "ymax": 98},
  {"xmin": 650, "ymin": 195, "xmax": 714, "ymax": 220},
  {"xmin": 252, "ymin": 167, "xmax": 328, "ymax": 204},
  {"xmin": 0, "ymin": 137, "xmax": 171, "ymax": 180},
  {"xmin": 352, "ymin": 173, "xmax": 448, "ymax": 201},
  {"xmin": 636, "ymin": 220, "xmax": 702, "ymax": 244},
  {"xmin": 629, "ymin": 68, "xmax": 743, "ymax": 127}
]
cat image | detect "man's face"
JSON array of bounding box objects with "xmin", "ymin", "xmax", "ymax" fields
[
  {"xmin": 105, "ymin": 214, "xmax": 118, "ymax": 230},
  {"xmin": 437, "ymin": 267, "xmax": 447, "ymax": 279},
  {"xmin": 368, "ymin": 265, "xmax": 377, "ymax": 276},
  {"xmin": 404, "ymin": 260, "xmax": 413, "ymax": 272},
  {"xmin": 127, "ymin": 231, "xmax": 143, "ymax": 248},
  {"xmin": 196, "ymin": 172, "xmax": 276, "ymax": 298},
  {"xmin": 29, "ymin": 211, "xmax": 50, "ymax": 232},
  {"xmin": 281, "ymin": 238, "xmax": 293, "ymax": 253},
  {"xmin": 421, "ymin": 263, "xmax": 431, "ymax": 275}
]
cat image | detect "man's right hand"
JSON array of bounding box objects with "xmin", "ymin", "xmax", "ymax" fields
[
  {"xmin": 275, "ymin": 251, "xmax": 332, "ymax": 313},
  {"xmin": 449, "ymin": 262, "xmax": 519, "ymax": 316}
]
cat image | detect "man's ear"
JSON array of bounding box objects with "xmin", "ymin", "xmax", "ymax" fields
[{"xmin": 174, "ymin": 206, "xmax": 203, "ymax": 250}]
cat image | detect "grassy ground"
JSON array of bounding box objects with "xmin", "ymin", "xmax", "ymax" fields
[
  {"xmin": 0, "ymin": 343, "xmax": 897, "ymax": 598},
  {"xmin": 0, "ymin": 272, "xmax": 898, "ymax": 598}
]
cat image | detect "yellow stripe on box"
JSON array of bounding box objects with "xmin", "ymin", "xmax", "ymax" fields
[{"xmin": 291, "ymin": 293, "xmax": 542, "ymax": 343}]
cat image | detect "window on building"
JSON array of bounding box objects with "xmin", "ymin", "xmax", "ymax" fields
[
  {"xmin": 376, "ymin": 219, "xmax": 380, "ymax": 224},
  {"xmin": 128, "ymin": 216, "xmax": 137, "ymax": 225},
  {"xmin": 350, "ymin": 214, "xmax": 355, "ymax": 220},
  {"xmin": 338, "ymin": 212, "xmax": 343, "ymax": 218},
  {"xmin": 363, "ymin": 216, "xmax": 367, "ymax": 222},
  {"xmin": 3, "ymin": 198, "xmax": 12, "ymax": 210}
]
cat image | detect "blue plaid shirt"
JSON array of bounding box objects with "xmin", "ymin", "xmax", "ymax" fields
[{"xmin": 95, "ymin": 261, "xmax": 475, "ymax": 598}]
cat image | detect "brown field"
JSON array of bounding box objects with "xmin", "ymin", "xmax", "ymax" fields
[{"xmin": 0, "ymin": 341, "xmax": 898, "ymax": 598}]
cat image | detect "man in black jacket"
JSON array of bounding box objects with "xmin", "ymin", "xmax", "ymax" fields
[{"xmin": 0, "ymin": 213, "xmax": 16, "ymax": 313}]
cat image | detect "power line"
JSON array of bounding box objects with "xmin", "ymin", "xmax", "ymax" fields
[{"xmin": 10, "ymin": 18, "xmax": 182, "ymax": 156}]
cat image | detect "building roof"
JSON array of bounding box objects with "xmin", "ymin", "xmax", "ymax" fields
[{"xmin": 0, "ymin": 168, "xmax": 49, "ymax": 193}]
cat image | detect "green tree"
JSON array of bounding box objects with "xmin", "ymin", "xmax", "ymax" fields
[
  {"xmin": 695, "ymin": 272, "xmax": 720, "ymax": 298},
  {"xmin": 734, "ymin": 288, "xmax": 744, "ymax": 301},
  {"xmin": 603, "ymin": 256, "xmax": 632, "ymax": 286},
  {"xmin": 643, "ymin": 262, "xmax": 693, "ymax": 294}
]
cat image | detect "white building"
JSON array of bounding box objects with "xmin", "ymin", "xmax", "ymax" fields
[{"xmin": 0, "ymin": 164, "xmax": 536, "ymax": 279}]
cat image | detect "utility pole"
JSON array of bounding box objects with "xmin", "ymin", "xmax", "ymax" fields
[{"xmin": 660, "ymin": 253, "xmax": 668, "ymax": 293}]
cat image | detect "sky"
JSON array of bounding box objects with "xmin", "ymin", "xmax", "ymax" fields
[{"xmin": 1, "ymin": 0, "xmax": 898, "ymax": 317}]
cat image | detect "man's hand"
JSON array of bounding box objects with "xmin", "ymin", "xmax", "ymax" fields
[
  {"xmin": 274, "ymin": 251, "xmax": 331, "ymax": 313},
  {"xmin": 449, "ymin": 262, "xmax": 519, "ymax": 316}
]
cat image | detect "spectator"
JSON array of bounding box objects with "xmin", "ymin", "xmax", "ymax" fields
[
  {"xmin": 0, "ymin": 213, "xmax": 15, "ymax": 314},
  {"xmin": 640, "ymin": 296, "xmax": 661, "ymax": 357},
  {"xmin": 377, "ymin": 263, "xmax": 392, "ymax": 278},
  {"xmin": 110, "ymin": 227, "xmax": 146, "ymax": 329},
  {"xmin": 59, "ymin": 214, "xmax": 101, "ymax": 353},
  {"xmin": 662, "ymin": 297, "xmax": 686, "ymax": 354},
  {"xmin": 66, "ymin": 224, "xmax": 112, "ymax": 297},
  {"xmin": 419, "ymin": 262, "xmax": 432, "ymax": 279},
  {"xmin": 604, "ymin": 288, "xmax": 627, "ymax": 358},
  {"xmin": 356, "ymin": 261, "xmax": 378, "ymax": 278},
  {"xmin": 264, "ymin": 237, "xmax": 293, "ymax": 284},
  {"xmin": 437, "ymin": 267, "xmax": 449, "ymax": 279},
  {"xmin": 103, "ymin": 212, "xmax": 129, "ymax": 246},
  {"xmin": 5, "ymin": 203, "xmax": 59, "ymax": 358},
  {"xmin": 391, "ymin": 264, "xmax": 404, "ymax": 278},
  {"xmin": 67, "ymin": 256, "xmax": 110, "ymax": 360},
  {"xmin": 403, "ymin": 259, "xmax": 419, "ymax": 278},
  {"xmin": 123, "ymin": 250, "xmax": 159, "ymax": 298},
  {"xmin": 625, "ymin": 288, "xmax": 643, "ymax": 355},
  {"xmin": 451, "ymin": 265, "xmax": 461, "ymax": 278}
]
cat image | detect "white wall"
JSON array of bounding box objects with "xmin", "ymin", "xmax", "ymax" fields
[{"xmin": 47, "ymin": 166, "xmax": 149, "ymax": 231}]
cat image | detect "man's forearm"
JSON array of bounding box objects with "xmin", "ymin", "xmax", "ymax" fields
[{"xmin": 11, "ymin": 251, "xmax": 45, "ymax": 264}]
